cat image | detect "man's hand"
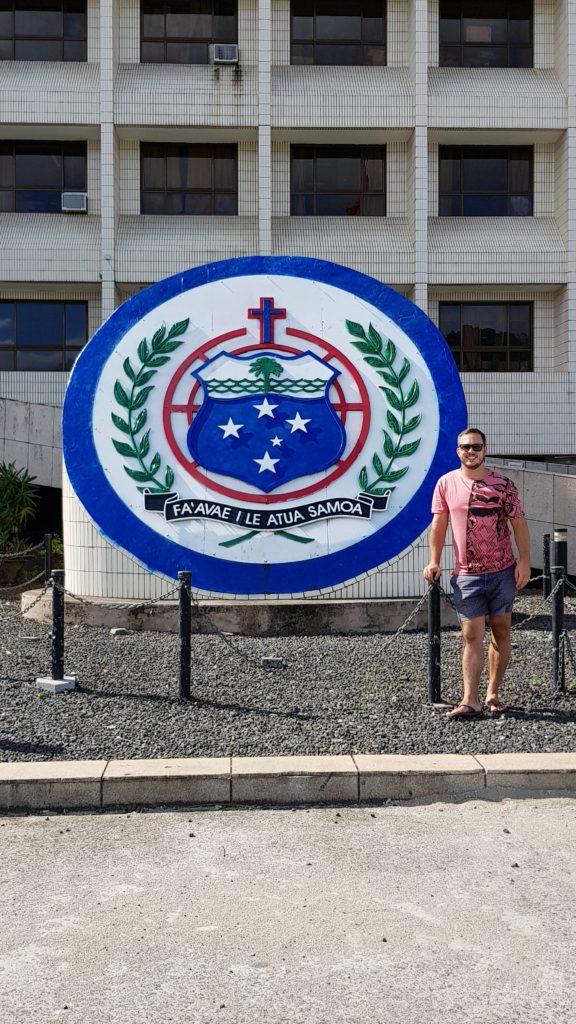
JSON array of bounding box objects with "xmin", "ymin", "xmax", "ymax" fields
[
  {"xmin": 423, "ymin": 562, "xmax": 441, "ymax": 583},
  {"xmin": 515, "ymin": 557, "xmax": 531, "ymax": 590}
]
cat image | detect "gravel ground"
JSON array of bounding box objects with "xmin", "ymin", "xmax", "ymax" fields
[{"xmin": 1, "ymin": 589, "xmax": 576, "ymax": 762}]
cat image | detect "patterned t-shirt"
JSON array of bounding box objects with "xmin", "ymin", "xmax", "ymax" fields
[{"xmin": 431, "ymin": 469, "xmax": 524, "ymax": 576}]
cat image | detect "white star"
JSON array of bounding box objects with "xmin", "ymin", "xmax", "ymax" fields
[
  {"xmin": 218, "ymin": 417, "xmax": 243, "ymax": 439},
  {"xmin": 253, "ymin": 450, "xmax": 280, "ymax": 474},
  {"xmin": 285, "ymin": 411, "xmax": 311, "ymax": 433},
  {"xmin": 253, "ymin": 397, "xmax": 278, "ymax": 418},
  {"xmin": 270, "ymin": 435, "xmax": 283, "ymax": 447}
]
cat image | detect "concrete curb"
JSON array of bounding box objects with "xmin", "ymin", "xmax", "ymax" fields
[{"xmin": 2, "ymin": 753, "xmax": 576, "ymax": 812}]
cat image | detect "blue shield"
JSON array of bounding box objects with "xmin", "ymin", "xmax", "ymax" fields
[{"xmin": 186, "ymin": 351, "xmax": 346, "ymax": 493}]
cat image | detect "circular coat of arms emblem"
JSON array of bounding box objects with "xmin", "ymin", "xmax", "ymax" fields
[{"xmin": 63, "ymin": 256, "xmax": 466, "ymax": 595}]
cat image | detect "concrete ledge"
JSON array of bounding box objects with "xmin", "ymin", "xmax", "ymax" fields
[
  {"xmin": 0, "ymin": 760, "xmax": 106, "ymax": 810},
  {"xmin": 102, "ymin": 757, "xmax": 231, "ymax": 808},
  {"xmin": 475, "ymin": 753, "xmax": 576, "ymax": 790},
  {"xmin": 354, "ymin": 753, "xmax": 485, "ymax": 800},
  {"xmin": 21, "ymin": 591, "xmax": 459, "ymax": 635},
  {"xmin": 2, "ymin": 754, "xmax": 576, "ymax": 812},
  {"xmin": 230, "ymin": 755, "xmax": 359, "ymax": 804}
]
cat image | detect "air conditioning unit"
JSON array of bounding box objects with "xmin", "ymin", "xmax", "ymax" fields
[
  {"xmin": 209, "ymin": 43, "xmax": 239, "ymax": 64},
  {"xmin": 61, "ymin": 192, "xmax": 88, "ymax": 213}
]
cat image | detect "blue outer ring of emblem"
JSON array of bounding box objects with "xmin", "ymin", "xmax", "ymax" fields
[{"xmin": 63, "ymin": 256, "xmax": 467, "ymax": 594}]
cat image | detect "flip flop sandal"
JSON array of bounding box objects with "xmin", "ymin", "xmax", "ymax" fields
[
  {"xmin": 447, "ymin": 703, "xmax": 484, "ymax": 720},
  {"xmin": 484, "ymin": 699, "xmax": 508, "ymax": 715}
]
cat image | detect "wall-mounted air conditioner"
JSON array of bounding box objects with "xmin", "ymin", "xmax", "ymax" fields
[
  {"xmin": 209, "ymin": 43, "xmax": 239, "ymax": 64},
  {"xmin": 61, "ymin": 192, "xmax": 88, "ymax": 213}
]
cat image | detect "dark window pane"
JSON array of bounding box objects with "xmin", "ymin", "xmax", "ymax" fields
[
  {"xmin": 509, "ymin": 154, "xmax": 531, "ymax": 192},
  {"xmin": 316, "ymin": 15, "xmax": 362, "ymax": 41},
  {"xmin": 17, "ymin": 302, "xmax": 63, "ymax": 346},
  {"xmin": 213, "ymin": 156, "xmax": 236, "ymax": 190},
  {"xmin": 16, "ymin": 189, "xmax": 63, "ymax": 212},
  {"xmin": 0, "ymin": 38, "xmax": 13, "ymax": 58},
  {"xmin": 463, "ymin": 194, "xmax": 508, "ymax": 215},
  {"xmin": 16, "ymin": 349, "xmax": 63, "ymax": 370},
  {"xmin": 63, "ymin": 153, "xmax": 86, "ymax": 189},
  {"xmin": 0, "ymin": 191, "xmax": 13, "ymax": 211},
  {"xmin": 462, "ymin": 156, "xmax": 507, "ymax": 192},
  {"xmin": 213, "ymin": 192, "xmax": 237, "ymax": 214},
  {"xmin": 0, "ymin": 303, "xmax": 14, "ymax": 345},
  {"xmin": 291, "ymin": 43, "xmax": 313, "ymax": 63},
  {"xmin": 462, "ymin": 18, "xmax": 507, "ymax": 44},
  {"xmin": 16, "ymin": 152, "xmax": 62, "ymax": 188},
  {"xmin": 0, "ymin": 152, "xmax": 13, "ymax": 188},
  {"xmin": 364, "ymin": 45, "xmax": 385, "ymax": 65},
  {"xmin": 170, "ymin": 154, "xmax": 211, "ymax": 189},
  {"xmin": 439, "ymin": 45, "xmax": 460, "ymax": 66},
  {"xmin": 316, "ymin": 43, "xmax": 363, "ymax": 64},
  {"xmin": 509, "ymin": 350, "xmax": 532, "ymax": 370},
  {"xmin": 63, "ymin": 10, "xmax": 85, "ymax": 37},
  {"xmin": 63, "ymin": 39, "xmax": 86, "ymax": 59},
  {"xmin": 142, "ymin": 11, "xmax": 164, "ymax": 36},
  {"xmin": 509, "ymin": 195, "xmax": 532, "ymax": 215},
  {"xmin": 0, "ymin": 352, "xmax": 13, "ymax": 370},
  {"xmin": 141, "ymin": 192, "xmax": 165, "ymax": 214},
  {"xmin": 291, "ymin": 194, "xmax": 313, "ymax": 215},
  {"xmin": 316, "ymin": 193, "xmax": 359, "ymax": 215},
  {"xmin": 64, "ymin": 349, "xmax": 80, "ymax": 370},
  {"xmin": 64, "ymin": 303, "xmax": 87, "ymax": 346},
  {"xmin": 362, "ymin": 194, "xmax": 386, "ymax": 215},
  {"xmin": 463, "ymin": 45, "xmax": 506, "ymax": 67},
  {"xmin": 292, "ymin": 156, "xmax": 314, "ymax": 192},
  {"xmin": 16, "ymin": 38, "xmax": 61, "ymax": 58},
  {"xmin": 364, "ymin": 157, "xmax": 384, "ymax": 192},
  {"xmin": 291, "ymin": 3, "xmax": 386, "ymax": 66},
  {"xmin": 317, "ymin": 155, "xmax": 360, "ymax": 191},
  {"xmin": 439, "ymin": 3, "xmax": 533, "ymax": 67},
  {"xmin": 141, "ymin": 156, "xmax": 165, "ymax": 189},
  {"xmin": 440, "ymin": 301, "xmax": 533, "ymax": 373},
  {"xmin": 15, "ymin": 6, "xmax": 61, "ymax": 36},
  {"xmin": 439, "ymin": 304, "xmax": 461, "ymax": 342},
  {"xmin": 141, "ymin": 41, "xmax": 165, "ymax": 62},
  {"xmin": 362, "ymin": 16, "xmax": 385, "ymax": 42},
  {"xmin": 440, "ymin": 18, "xmax": 460, "ymax": 43},
  {"xmin": 182, "ymin": 192, "xmax": 210, "ymax": 214},
  {"xmin": 508, "ymin": 304, "xmax": 530, "ymax": 342},
  {"xmin": 0, "ymin": 11, "xmax": 14, "ymax": 34},
  {"xmin": 213, "ymin": 14, "xmax": 235, "ymax": 38},
  {"xmin": 439, "ymin": 154, "xmax": 460, "ymax": 192},
  {"xmin": 292, "ymin": 16, "xmax": 313, "ymax": 40},
  {"xmin": 439, "ymin": 195, "xmax": 461, "ymax": 215},
  {"xmin": 509, "ymin": 18, "xmax": 530, "ymax": 44},
  {"xmin": 509, "ymin": 47, "xmax": 532, "ymax": 67}
]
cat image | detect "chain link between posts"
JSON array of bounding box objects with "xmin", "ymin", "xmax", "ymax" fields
[{"xmin": 0, "ymin": 540, "xmax": 45, "ymax": 564}]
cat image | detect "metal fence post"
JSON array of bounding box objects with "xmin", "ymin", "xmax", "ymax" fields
[
  {"xmin": 542, "ymin": 533, "xmax": 551, "ymax": 599},
  {"xmin": 51, "ymin": 569, "xmax": 65, "ymax": 682},
  {"xmin": 44, "ymin": 533, "xmax": 52, "ymax": 584},
  {"xmin": 551, "ymin": 528, "xmax": 567, "ymax": 695},
  {"xmin": 427, "ymin": 582, "xmax": 442, "ymax": 703},
  {"xmin": 178, "ymin": 571, "xmax": 191, "ymax": 703}
]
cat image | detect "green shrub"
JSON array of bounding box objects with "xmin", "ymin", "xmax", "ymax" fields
[{"xmin": 0, "ymin": 461, "xmax": 38, "ymax": 553}]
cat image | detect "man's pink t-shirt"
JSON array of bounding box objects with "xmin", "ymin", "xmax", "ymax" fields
[{"xmin": 431, "ymin": 469, "xmax": 524, "ymax": 576}]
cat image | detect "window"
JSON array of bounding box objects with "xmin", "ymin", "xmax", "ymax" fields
[
  {"xmin": 291, "ymin": 1, "xmax": 386, "ymax": 66},
  {"xmin": 439, "ymin": 302, "xmax": 533, "ymax": 371},
  {"xmin": 291, "ymin": 145, "xmax": 386, "ymax": 216},
  {"xmin": 0, "ymin": 141, "xmax": 86, "ymax": 213},
  {"xmin": 140, "ymin": 143, "xmax": 237, "ymax": 215},
  {"xmin": 439, "ymin": 1, "xmax": 532, "ymax": 68},
  {"xmin": 141, "ymin": 0, "xmax": 236, "ymax": 64},
  {"xmin": 439, "ymin": 146, "xmax": 532, "ymax": 216},
  {"xmin": 0, "ymin": 301, "xmax": 88, "ymax": 371},
  {"xmin": 0, "ymin": 0, "xmax": 87, "ymax": 61}
]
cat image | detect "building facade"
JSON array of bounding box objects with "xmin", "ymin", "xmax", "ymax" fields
[{"xmin": 0, "ymin": 1, "xmax": 575, "ymax": 597}]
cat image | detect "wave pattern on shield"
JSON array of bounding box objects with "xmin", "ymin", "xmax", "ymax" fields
[{"xmin": 186, "ymin": 351, "xmax": 346, "ymax": 494}]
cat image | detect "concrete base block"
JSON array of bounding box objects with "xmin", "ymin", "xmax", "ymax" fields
[
  {"xmin": 231, "ymin": 755, "xmax": 358, "ymax": 804},
  {"xmin": 475, "ymin": 753, "xmax": 576, "ymax": 790},
  {"xmin": 102, "ymin": 757, "xmax": 231, "ymax": 808},
  {"xmin": 36, "ymin": 676, "xmax": 76, "ymax": 694},
  {"xmin": 354, "ymin": 754, "xmax": 485, "ymax": 801},
  {"xmin": 0, "ymin": 760, "xmax": 106, "ymax": 810}
]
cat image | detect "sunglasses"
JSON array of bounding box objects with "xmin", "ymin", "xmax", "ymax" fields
[{"xmin": 458, "ymin": 443, "xmax": 484, "ymax": 452}]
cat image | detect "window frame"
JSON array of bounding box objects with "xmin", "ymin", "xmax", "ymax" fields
[
  {"xmin": 140, "ymin": 0, "xmax": 237, "ymax": 65},
  {"xmin": 290, "ymin": 144, "xmax": 387, "ymax": 217},
  {"xmin": 439, "ymin": 1, "xmax": 533, "ymax": 69},
  {"xmin": 438, "ymin": 145, "xmax": 533, "ymax": 217},
  {"xmin": 290, "ymin": 1, "xmax": 387, "ymax": 67},
  {"xmin": 0, "ymin": 0, "xmax": 87, "ymax": 62},
  {"xmin": 0, "ymin": 140, "xmax": 87, "ymax": 214},
  {"xmin": 140, "ymin": 142, "xmax": 239, "ymax": 216},
  {"xmin": 438, "ymin": 301, "xmax": 534, "ymax": 372},
  {"xmin": 0, "ymin": 299, "xmax": 89, "ymax": 371}
]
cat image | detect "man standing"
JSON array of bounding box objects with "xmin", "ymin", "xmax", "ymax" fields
[{"xmin": 423, "ymin": 428, "xmax": 531, "ymax": 719}]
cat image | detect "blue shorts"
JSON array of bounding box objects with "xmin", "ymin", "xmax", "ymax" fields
[{"xmin": 451, "ymin": 565, "xmax": 517, "ymax": 621}]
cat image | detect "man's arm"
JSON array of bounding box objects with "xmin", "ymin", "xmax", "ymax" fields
[
  {"xmin": 423, "ymin": 511, "xmax": 449, "ymax": 582},
  {"xmin": 510, "ymin": 515, "xmax": 531, "ymax": 589}
]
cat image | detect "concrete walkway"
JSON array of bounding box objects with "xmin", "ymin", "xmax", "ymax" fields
[
  {"xmin": 2, "ymin": 753, "xmax": 576, "ymax": 811},
  {"xmin": 1, "ymin": 798, "xmax": 575, "ymax": 1023}
]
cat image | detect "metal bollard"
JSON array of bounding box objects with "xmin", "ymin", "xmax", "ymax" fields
[
  {"xmin": 427, "ymin": 581, "xmax": 442, "ymax": 703},
  {"xmin": 550, "ymin": 528, "xmax": 567, "ymax": 695},
  {"xmin": 51, "ymin": 569, "xmax": 65, "ymax": 682},
  {"xmin": 542, "ymin": 533, "xmax": 551, "ymax": 599},
  {"xmin": 44, "ymin": 533, "xmax": 52, "ymax": 584},
  {"xmin": 178, "ymin": 571, "xmax": 191, "ymax": 703}
]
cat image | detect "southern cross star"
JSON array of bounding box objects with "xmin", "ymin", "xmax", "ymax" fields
[
  {"xmin": 253, "ymin": 398, "xmax": 278, "ymax": 418},
  {"xmin": 285, "ymin": 411, "xmax": 311, "ymax": 433},
  {"xmin": 218, "ymin": 417, "xmax": 243, "ymax": 439},
  {"xmin": 253, "ymin": 451, "xmax": 280, "ymax": 474},
  {"xmin": 270, "ymin": 436, "xmax": 283, "ymax": 447}
]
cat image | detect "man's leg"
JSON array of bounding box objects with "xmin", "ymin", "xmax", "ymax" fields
[
  {"xmin": 458, "ymin": 615, "xmax": 486, "ymax": 712},
  {"xmin": 486, "ymin": 613, "xmax": 512, "ymax": 704}
]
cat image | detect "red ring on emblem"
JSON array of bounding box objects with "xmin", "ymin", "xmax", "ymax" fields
[{"xmin": 163, "ymin": 327, "xmax": 371, "ymax": 505}]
